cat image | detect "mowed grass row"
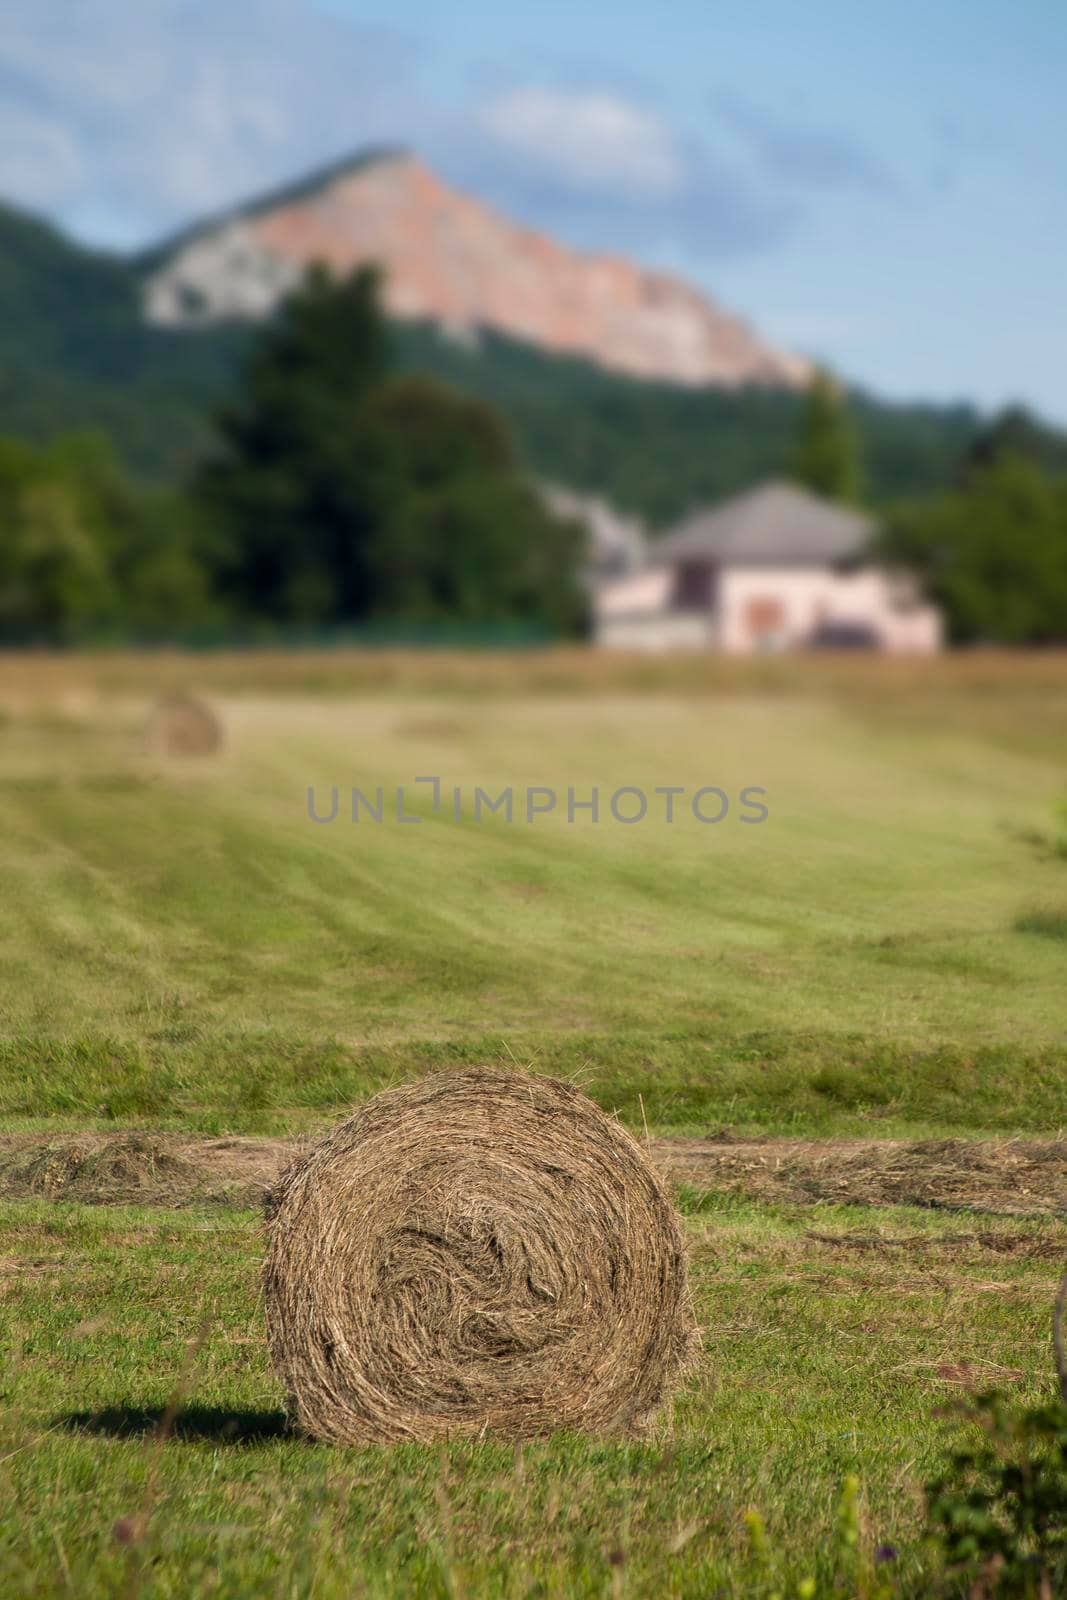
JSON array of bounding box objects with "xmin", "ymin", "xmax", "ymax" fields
[
  {"xmin": 0, "ymin": 1195, "xmax": 1062, "ymax": 1598},
  {"xmin": 0, "ymin": 680, "xmax": 1064, "ymax": 1134},
  {"xmin": 1, "ymin": 659, "xmax": 1065, "ymax": 1598}
]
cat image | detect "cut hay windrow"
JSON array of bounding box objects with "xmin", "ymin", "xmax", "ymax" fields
[{"xmin": 264, "ymin": 1070, "xmax": 698, "ymax": 1445}]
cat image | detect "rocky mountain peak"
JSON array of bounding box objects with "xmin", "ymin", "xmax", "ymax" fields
[{"xmin": 143, "ymin": 150, "xmax": 808, "ymax": 390}]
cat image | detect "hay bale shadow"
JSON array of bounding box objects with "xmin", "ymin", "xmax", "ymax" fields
[{"xmin": 60, "ymin": 1405, "xmax": 289, "ymax": 1446}]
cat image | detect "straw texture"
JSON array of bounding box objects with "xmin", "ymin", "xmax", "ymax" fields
[
  {"xmin": 264, "ymin": 1070, "xmax": 697, "ymax": 1444},
  {"xmin": 145, "ymin": 694, "xmax": 223, "ymax": 756}
]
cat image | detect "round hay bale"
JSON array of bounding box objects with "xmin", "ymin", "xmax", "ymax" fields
[
  {"xmin": 264, "ymin": 1070, "xmax": 698, "ymax": 1444},
  {"xmin": 145, "ymin": 693, "xmax": 223, "ymax": 757}
]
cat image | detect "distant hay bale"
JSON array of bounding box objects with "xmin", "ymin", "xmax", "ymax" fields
[
  {"xmin": 264, "ymin": 1070, "xmax": 698, "ymax": 1445},
  {"xmin": 145, "ymin": 694, "xmax": 223, "ymax": 757}
]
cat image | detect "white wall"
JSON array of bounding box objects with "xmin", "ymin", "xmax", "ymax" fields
[
  {"xmin": 592, "ymin": 562, "xmax": 942, "ymax": 653},
  {"xmin": 596, "ymin": 613, "xmax": 716, "ymax": 651},
  {"xmin": 593, "ymin": 568, "xmax": 716, "ymax": 649},
  {"xmin": 594, "ymin": 568, "xmax": 672, "ymax": 619},
  {"xmin": 718, "ymin": 566, "xmax": 942, "ymax": 654}
]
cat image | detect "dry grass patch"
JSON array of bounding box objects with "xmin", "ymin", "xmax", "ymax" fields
[
  {"xmin": 662, "ymin": 1134, "xmax": 1067, "ymax": 1215},
  {"xmin": 2, "ymin": 1129, "xmax": 1067, "ymax": 1219}
]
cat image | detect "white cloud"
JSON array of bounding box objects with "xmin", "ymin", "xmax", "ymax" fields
[
  {"xmin": 0, "ymin": 0, "xmax": 417, "ymax": 244},
  {"xmin": 452, "ymin": 83, "xmax": 795, "ymax": 261},
  {"xmin": 715, "ymin": 94, "xmax": 899, "ymax": 198},
  {"xmin": 479, "ymin": 87, "xmax": 684, "ymax": 199},
  {"xmin": 0, "ymin": 2, "xmax": 797, "ymax": 264}
]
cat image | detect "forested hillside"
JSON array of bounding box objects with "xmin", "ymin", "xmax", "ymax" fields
[
  {"xmin": 0, "ymin": 202, "xmax": 244, "ymax": 480},
  {"xmin": 395, "ymin": 323, "xmax": 985, "ymax": 522},
  {"xmin": 0, "ymin": 197, "xmax": 1040, "ymax": 526}
]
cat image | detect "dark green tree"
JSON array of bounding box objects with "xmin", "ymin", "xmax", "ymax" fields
[
  {"xmin": 884, "ymin": 454, "xmax": 1067, "ymax": 643},
  {"xmin": 357, "ymin": 376, "xmax": 585, "ymax": 632},
  {"xmin": 788, "ymin": 369, "xmax": 863, "ymax": 503},
  {"xmin": 197, "ymin": 268, "xmax": 586, "ymax": 632},
  {"xmin": 197, "ymin": 264, "xmax": 389, "ymax": 622},
  {"xmin": 963, "ymin": 404, "xmax": 1067, "ymax": 481}
]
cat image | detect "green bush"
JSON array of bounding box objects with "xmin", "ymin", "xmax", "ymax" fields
[{"xmin": 925, "ymin": 1393, "xmax": 1067, "ymax": 1597}]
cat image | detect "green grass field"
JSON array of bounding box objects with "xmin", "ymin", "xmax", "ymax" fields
[
  {"xmin": 0, "ymin": 1197, "xmax": 1063, "ymax": 1598},
  {"xmin": 0, "ymin": 652, "xmax": 1065, "ymax": 1595}
]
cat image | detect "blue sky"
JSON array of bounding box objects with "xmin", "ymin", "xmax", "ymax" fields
[{"xmin": 2, "ymin": 0, "xmax": 1065, "ymax": 420}]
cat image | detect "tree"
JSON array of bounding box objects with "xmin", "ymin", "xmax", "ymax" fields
[
  {"xmin": 0, "ymin": 431, "xmax": 221, "ymax": 641},
  {"xmin": 962, "ymin": 404, "xmax": 1067, "ymax": 481},
  {"xmin": 884, "ymin": 454, "xmax": 1067, "ymax": 644},
  {"xmin": 355, "ymin": 377, "xmax": 585, "ymax": 632},
  {"xmin": 196, "ymin": 265, "xmax": 389, "ymax": 622},
  {"xmin": 44, "ymin": 432, "xmax": 218, "ymax": 635},
  {"xmin": 197, "ymin": 268, "xmax": 587, "ymax": 633},
  {"xmin": 0, "ymin": 431, "xmax": 219, "ymax": 642},
  {"xmin": 789, "ymin": 369, "xmax": 863, "ymax": 503},
  {"xmin": 0, "ymin": 476, "xmax": 113, "ymax": 640}
]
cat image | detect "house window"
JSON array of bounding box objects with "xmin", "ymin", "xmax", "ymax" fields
[
  {"xmin": 672, "ymin": 560, "xmax": 715, "ymax": 610},
  {"xmin": 745, "ymin": 597, "xmax": 785, "ymax": 644}
]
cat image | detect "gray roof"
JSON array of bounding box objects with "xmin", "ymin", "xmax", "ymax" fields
[{"xmin": 655, "ymin": 481, "xmax": 875, "ymax": 568}]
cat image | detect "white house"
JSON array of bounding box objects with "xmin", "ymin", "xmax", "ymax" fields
[{"xmin": 593, "ymin": 480, "xmax": 942, "ymax": 654}]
